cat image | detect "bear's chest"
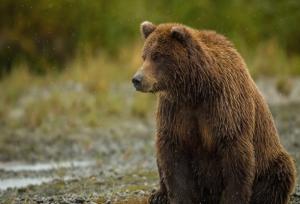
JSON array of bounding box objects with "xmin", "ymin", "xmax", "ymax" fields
[
  {"xmin": 172, "ymin": 108, "xmax": 198, "ymax": 140},
  {"xmin": 158, "ymin": 105, "xmax": 216, "ymax": 152}
]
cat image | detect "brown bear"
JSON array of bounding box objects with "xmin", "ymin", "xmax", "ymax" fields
[{"xmin": 132, "ymin": 21, "xmax": 296, "ymax": 204}]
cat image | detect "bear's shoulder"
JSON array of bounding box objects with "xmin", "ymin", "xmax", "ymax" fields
[{"xmin": 194, "ymin": 29, "xmax": 234, "ymax": 48}]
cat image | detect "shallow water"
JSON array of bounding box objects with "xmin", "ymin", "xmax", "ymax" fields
[
  {"xmin": 0, "ymin": 160, "xmax": 94, "ymax": 172},
  {"xmin": 0, "ymin": 177, "xmax": 53, "ymax": 190},
  {"xmin": 0, "ymin": 160, "xmax": 95, "ymax": 191}
]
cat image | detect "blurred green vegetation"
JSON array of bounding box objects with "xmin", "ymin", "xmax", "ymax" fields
[
  {"xmin": 0, "ymin": 0, "xmax": 299, "ymax": 129},
  {"xmin": 0, "ymin": 49, "xmax": 156, "ymax": 129},
  {"xmin": 0, "ymin": 0, "xmax": 300, "ymax": 75}
]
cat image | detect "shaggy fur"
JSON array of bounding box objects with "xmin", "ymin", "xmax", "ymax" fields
[{"xmin": 132, "ymin": 21, "xmax": 296, "ymax": 204}]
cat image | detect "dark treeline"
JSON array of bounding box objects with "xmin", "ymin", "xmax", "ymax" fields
[{"xmin": 0, "ymin": 0, "xmax": 299, "ymax": 75}]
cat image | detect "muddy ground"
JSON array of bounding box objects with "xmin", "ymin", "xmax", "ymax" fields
[{"xmin": 0, "ymin": 80, "xmax": 300, "ymax": 204}]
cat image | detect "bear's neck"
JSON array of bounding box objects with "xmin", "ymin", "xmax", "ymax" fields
[
  {"xmin": 157, "ymin": 91, "xmax": 206, "ymax": 108},
  {"xmin": 158, "ymin": 83, "xmax": 220, "ymax": 107}
]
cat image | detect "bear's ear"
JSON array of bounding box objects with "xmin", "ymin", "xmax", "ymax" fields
[
  {"xmin": 171, "ymin": 26, "xmax": 189, "ymax": 43},
  {"xmin": 140, "ymin": 21, "xmax": 156, "ymax": 39}
]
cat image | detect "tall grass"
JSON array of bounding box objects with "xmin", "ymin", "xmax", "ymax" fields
[
  {"xmin": 0, "ymin": 43, "xmax": 156, "ymax": 129},
  {"xmin": 245, "ymin": 39, "xmax": 300, "ymax": 78},
  {"xmin": 0, "ymin": 40, "xmax": 298, "ymax": 129}
]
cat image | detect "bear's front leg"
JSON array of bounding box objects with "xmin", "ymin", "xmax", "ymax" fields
[
  {"xmin": 220, "ymin": 138, "xmax": 255, "ymax": 204},
  {"xmin": 149, "ymin": 190, "xmax": 169, "ymax": 204},
  {"xmin": 156, "ymin": 142, "xmax": 198, "ymax": 204},
  {"xmin": 149, "ymin": 160, "xmax": 169, "ymax": 204}
]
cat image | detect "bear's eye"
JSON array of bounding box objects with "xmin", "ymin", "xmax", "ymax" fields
[{"xmin": 151, "ymin": 53, "xmax": 163, "ymax": 62}]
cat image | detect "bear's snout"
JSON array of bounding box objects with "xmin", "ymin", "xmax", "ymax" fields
[
  {"xmin": 132, "ymin": 73, "xmax": 143, "ymax": 90},
  {"xmin": 132, "ymin": 65, "xmax": 158, "ymax": 92}
]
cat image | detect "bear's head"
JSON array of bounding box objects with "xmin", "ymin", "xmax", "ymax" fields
[{"xmin": 132, "ymin": 21, "xmax": 209, "ymax": 100}]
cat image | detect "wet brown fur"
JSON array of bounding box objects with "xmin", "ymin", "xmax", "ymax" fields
[{"xmin": 134, "ymin": 22, "xmax": 296, "ymax": 204}]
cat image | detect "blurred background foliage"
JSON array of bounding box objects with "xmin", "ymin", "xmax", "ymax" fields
[
  {"xmin": 0, "ymin": 0, "xmax": 300, "ymax": 128},
  {"xmin": 1, "ymin": 0, "xmax": 300, "ymax": 75}
]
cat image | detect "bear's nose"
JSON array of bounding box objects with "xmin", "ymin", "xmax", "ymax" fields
[{"xmin": 132, "ymin": 74, "xmax": 143, "ymax": 88}]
